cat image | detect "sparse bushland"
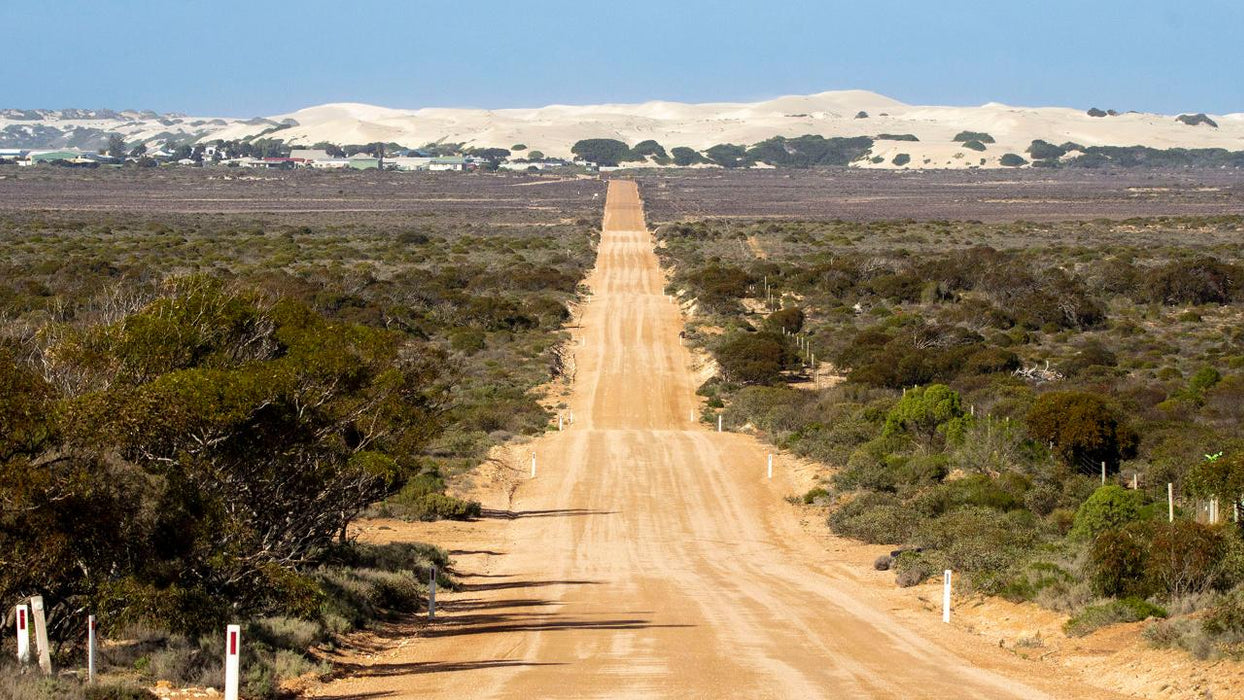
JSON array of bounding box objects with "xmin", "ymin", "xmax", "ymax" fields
[
  {"xmin": 654, "ymin": 212, "xmax": 1244, "ymax": 651},
  {"xmin": 0, "ymin": 188, "xmax": 599, "ymax": 689}
]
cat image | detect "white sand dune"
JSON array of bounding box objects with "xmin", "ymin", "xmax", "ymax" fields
[
  {"xmin": 5, "ymin": 90, "xmax": 1242, "ymax": 168},
  {"xmin": 239, "ymin": 90, "xmax": 1243, "ymax": 168}
]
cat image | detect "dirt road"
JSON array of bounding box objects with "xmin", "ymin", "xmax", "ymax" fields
[{"xmin": 315, "ymin": 181, "xmax": 1117, "ymax": 698}]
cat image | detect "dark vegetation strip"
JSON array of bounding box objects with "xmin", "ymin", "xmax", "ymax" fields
[
  {"xmin": 0, "ymin": 193, "xmax": 602, "ymax": 696},
  {"xmin": 656, "ymin": 213, "xmax": 1244, "ymax": 658}
]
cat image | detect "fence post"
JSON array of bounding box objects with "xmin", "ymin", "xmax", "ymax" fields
[
  {"xmin": 14, "ymin": 604, "xmax": 29, "ymax": 664},
  {"xmin": 942, "ymin": 570, "xmax": 952, "ymax": 623},
  {"xmin": 224, "ymin": 625, "xmax": 241, "ymax": 700},
  {"xmin": 1168, "ymin": 483, "xmax": 1174, "ymax": 522},
  {"xmin": 29, "ymin": 596, "xmax": 52, "ymax": 675}
]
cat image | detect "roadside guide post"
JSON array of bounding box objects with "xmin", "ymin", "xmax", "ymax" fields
[
  {"xmin": 942, "ymin": 571, "xmax": 952, "ymax": 623},
  {"xmin": 88, "ymin": 615, "xmax": 97, "ymax": 683},
  {"xmin": 14, "ymin": 604, "xmax": 29, "ymax": 664},
  {"xmin": 225, "ymin": 625, "xmax": 240, "ymax": 700}
]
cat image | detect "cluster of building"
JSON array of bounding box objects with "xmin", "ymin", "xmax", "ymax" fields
[{"xmin": 0, "ymin": 147, "xmax": 571, "ymax": 172}]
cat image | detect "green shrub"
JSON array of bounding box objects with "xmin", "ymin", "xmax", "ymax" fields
[
  {"xmin": 996, "ymin": 560, "xmax": 1076, "ymax": 603},
  {"xmin": 802, "ymin": 487, "xmax": 830, "ymax": 504},
  {"xmin": 953, "ymin": 131, "xmax": 995, "ymax": 144},
  {"xmin": 914, "ymin": 507, "xmax": 1035, "ymax": 586},
  {"xmin": 893, "ymin": 550, "xmax": 946, "ymax": 587},
  {"xmin": 828, "ymin": 492, "xmax": 918, "ymax": 543},
  {"xmin": 764, "ymin": 306, "xmax": 805, "ymax": 334},
  {"xmin": 1071, "ymin": 486, "xmax": 1143, "ymax": 539},
  {"xmin": 670, "ymin": 146, "xmax": 706, "ymax": 166},
  {"xmin": 1026, "ymin": 391, "xmax": 1138, "ymax": 470},
  {"xmin": 883, "ymin": 384, "xmax": 967, "ymax": 447},
  {"xmin": 1145, "ymin": 520, "xmax": 1234, "ymax": 598},
  {"xmin": 1087, "ymin": 522, "xmax": 1153, "ymax": 598},
  {"xmin": 1027, "ymin": 140, "xmax": 1067, "ymax": 160},
  {"xmin": 1064, "ymin": 597, "xmax": 1167, "ymax": 637},
  {"xmin": 714, "ymin": 331, "xmax": 796, "ymax": 385},
  {"xmin": 570, "ymin": 138, "xmax": 631, "ymax": 166},
  {"xmin": 891, "ymin": 153, "xmax": 911, "ymax": 166},
  {"xmin": 1000, "ymin": 153, "xmax": 1027, "ymax": 167},
  {"xmin": 961, "ymin": 140, "xmax": 987, "ymax": 152}
]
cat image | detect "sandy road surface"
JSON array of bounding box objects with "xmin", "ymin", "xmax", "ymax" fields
[{"xmin": 314, "ymin": 181, "xmax": 1118, "ymax": 699}]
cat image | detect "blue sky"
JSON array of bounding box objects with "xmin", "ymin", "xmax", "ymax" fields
[{"xmin": 3, "ymin": 1, "xmax": 1241, "ymax": 115}]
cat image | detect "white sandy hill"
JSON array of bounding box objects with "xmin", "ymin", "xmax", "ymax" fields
[
  {"xmin": 8, "ymin": 91, "xmax": 1240, "ymax": 169},
  {"xmin": 210, "ymin": 90, "xmax": 1242, "ymax": 169}
]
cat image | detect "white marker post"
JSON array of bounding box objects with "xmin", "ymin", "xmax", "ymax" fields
[
  {"xmin": 689, "ymin": 409, "xmax": 695, "ymax": 422},
  {"xmin": 531, "ymin": 452, "xmax": 537, "ymax": 478},
  {"xmin": 558, "ymin": 414, "xmax": 564, "ymax": 431},
  {"xmin": 717, "ymin": 415, "xmax": 722, "ymax": 433},
  {"xmin": 428, "ymin": 566, "xmax": 437, "ymax": 620},
  {"xmin": 767, "ymin": 454, "xmax": 774, "ymax": 480},
  {"xmin": 224, "ymin": 625, "xmax": 241, "ymax": 700},
  {"xmin": 14, "ymin": 604, "xmax": 29, "ymax": 664},
  {"xmin": 942, "ymin": 570, "xmax": 952, "ymax": 623},
  {"xmin": 1168, "ymin": 483, "xmax": 1175, "ymax": 522},
  {"xmin": 30, "ymin": 596, "xmax": 51, "ymax": 675},
  {"xmin": 1101, "ymin": 461, "xmax": 1106, "ymax": 486},
  {"xmin": 88, "ymin": 615, "xmax": 97, "ymax": 683}
]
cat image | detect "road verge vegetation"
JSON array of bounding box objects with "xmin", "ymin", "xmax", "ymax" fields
[
  {"xmin": 655, "ymin": 213, "xmax": 1244, "ymax": 659},
  {"xmin": 0, "ymin": 196, "xmax": 600, "ymax": 694}
]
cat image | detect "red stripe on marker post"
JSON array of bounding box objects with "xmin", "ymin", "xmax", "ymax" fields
[
  {"xmin": 18, "ymin": 609, "xmax": 25, "ymax": 630},
  {"xmin": 230, "ymin": 630, "xmax": 237, "ymax": 656}
]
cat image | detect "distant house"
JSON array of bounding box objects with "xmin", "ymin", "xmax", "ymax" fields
[
  {"xmin": 347, "ymin": 153, "xmax": 380, "ymax": 170},
  {"xmin": 387, "ymin": 156, "xmax": 434, "ymax": 171},
  {"xmin": 499, "ymin": 160, "xmax": 565, "ymax": 172},
  {"xmin": 290, "ymin": 148, "xmax": 329, "ymax": 160},
  {"xmin": 428, "ymin": 156, "xmax": 467, "ymax": 171},
  {"xmin": 29, "ymin": 150, "xmax": 84, "ymax": 163},
  {"xmin": 308, "ymin": 158, "xmax": 350, "ymax": 169},
  {"xmin": 254, "ymin": 157, "xmax": 297, "ymax": 169}
]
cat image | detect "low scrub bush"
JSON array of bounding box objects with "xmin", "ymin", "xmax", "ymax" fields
[
  {"xmin": 829, "ymin": 492, "xmax": 918, "ymax": 543},
  {"xmin": 1071, "ymin": 486, "xmax": 1143, "ymax": 539},
  {"xmin": 1064, "ymin": 597, "xmax": 1167, "ymax": 637}
]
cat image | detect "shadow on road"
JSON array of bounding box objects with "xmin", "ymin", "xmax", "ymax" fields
[
  {"xmin": 424, "ymin": 612, "xmax": 693, "ymax": 639},
  {"xmin": 479, "ymin": 507, "xmax": 615, "ymax": 520},
  {"xmin": 458, "ymin": 578, "xmax": 600, "ymax": 593},
  {"xmin": 324, "ymin": 658, "xmax": 568, "ymax": 685}
]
